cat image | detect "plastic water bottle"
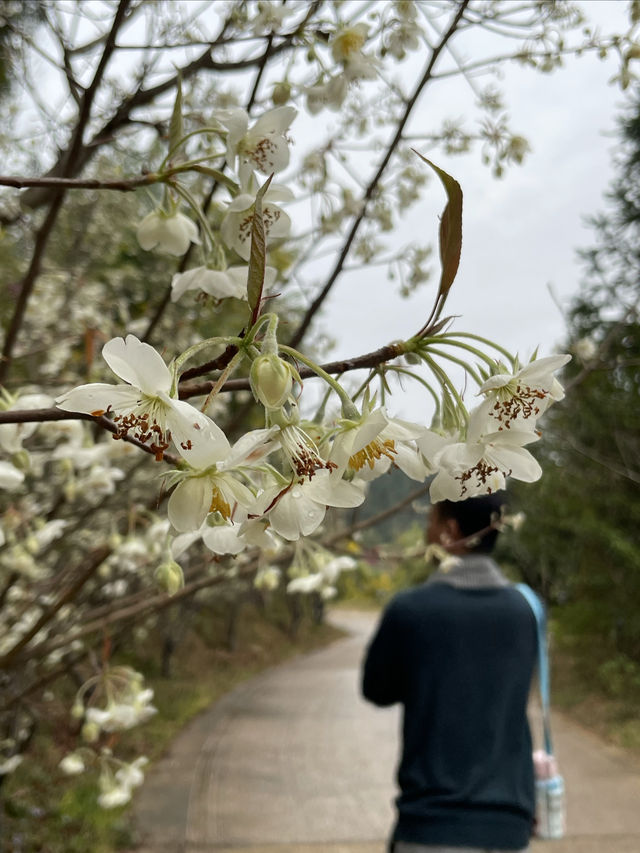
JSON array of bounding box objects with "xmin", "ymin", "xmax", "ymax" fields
[
  {"xmin": 533, "ymin": 750, "xmax": 565, "ymax": 839},
  {"xmin": 536, "ymin": 774, "xmax": 565, "ymax": 839},
  {"xmin": 546, "ymin": 774, "xmax": 565, "ymax": 839}
]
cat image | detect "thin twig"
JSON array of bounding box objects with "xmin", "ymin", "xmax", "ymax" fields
[{"xmin": 288, "ymin": 0, "xmax": 470, "ymax": 349}]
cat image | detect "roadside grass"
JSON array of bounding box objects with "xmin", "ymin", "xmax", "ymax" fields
[
  {"xmin": 2, "ymin": 599, "xmax": 343, "ymax": 853},
  {"xmin": 551, "ymin": 622, "xmax": 640, "ymax": 762}
]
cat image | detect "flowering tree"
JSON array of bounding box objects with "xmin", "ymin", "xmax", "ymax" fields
[{"xmin": 0, "ymin": 0, "xmax": 635, "ymax": 807}]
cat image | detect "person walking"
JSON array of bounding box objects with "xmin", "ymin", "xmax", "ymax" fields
[{"xmin": 362, "ymin": 492, "xmax": 537, "ymax": 853}]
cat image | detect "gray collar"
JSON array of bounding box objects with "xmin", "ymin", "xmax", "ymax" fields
[{"xmin": 427, "ymin": 553, "xmax": 509, "ymax": 589}]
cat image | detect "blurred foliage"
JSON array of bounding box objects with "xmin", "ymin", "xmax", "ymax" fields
[{"xmin": 505, "ymin": 86, "xmax": 640, "ymax": 670}]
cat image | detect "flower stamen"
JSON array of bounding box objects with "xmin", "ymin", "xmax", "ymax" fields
[
  {"xmin": 349, "ymin": 438, "xmax": 396, "ymax": 471},
  {"xmin": 209, "ymin": 486, "xmax": 231, "ymax": 518},
  {"xmin": 490, "ymin": 383, "xmax": 546, "ymax": 429},
  {"xmin": 111, "ymin": 412, "xmax": 171, "ymax": 461},
  {"xmin": 457, "ymin": 460, "xmax": 509, "ymax": 495}
]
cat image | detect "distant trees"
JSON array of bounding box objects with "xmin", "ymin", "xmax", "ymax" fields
[{"xmin": 509, "ymin": 88, "xmax": 640, "ymax": 662}]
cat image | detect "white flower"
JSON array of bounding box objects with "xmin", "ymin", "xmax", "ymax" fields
[
  {"xmin": 115, "ymin": 756, "xmax": 148, "ymax": 790},
  {"xmin": 0, "ymin": 754, "xmax": 22, "ymax": 775},
  {"xmin": 331, "ymin": 407, "xmax": 426, "ymax": 481},
  {"xmin": 105, "ymin": 701, "xmax": 155, "ymax": 732},
  {"xmin": 171, "ymin": 265, "xmax": 277, "ymax": 302},
  {"xmin": 305, "ymin": 76, "xmax": 349, "ymax": 114},
  {"xmin": 254, "ymin": 469, "xmax": 364, "ymax": 541},
  {"xmin": 254, "ymin": 565, "xmax": 281, "ymax": 591},
  {"xmin": 331, "ymin": 24, "xmax": 377, "ymax": 80},
  {"xmin": 136, "ymin": 209, "xmax": 200, "ymax": 256},
  {"xmin": 221, "ymin": 185, "xmax": 293, "ymax": 261},
  {"xmin": 287, "ymin": 572, "xmax": 323, "ymax": 594},
  {"xmin": 201, "ymin": 517, "xmax": 279, "ymax": 556},
  {"xmin": 32, "ymin": 520, "xmax": 68, "ymax": 552},
  {"xmin": 97, "ymin": 778, "xmax": 132, "ymax": 809},
  {"xmin": 52, "ymin": 439, "xmax": 108, "ymax": 469},
  {"xmin": 429, "ymin": 409, "xmax": 542, "ymax": 503},
  {"xmin": 504, "ymin": 511, "xmax": 526, "ymax": 531},
  {"xmin": 0, "ymin": 460, "xmax": 24, "ymax": 490},
  {"xmin": 321, "ymin": 554, "xmax": 357, "ymax": 584},
  {"xmin": 59, "ymin": 752, "xmax": 86, "ymax": 775},
  {"xmin": 574, "ymin": 337, "xmax": 597, "ymax": 362},
  {"xmin": 218, "ymin": 106, "xmax": 296, "ymax": 186},
  {"xmin": 79, "ymin": 464, "xmax": 126, "ymax": 497},
  {"xmin": 55, "ymin": 335, "xmax": 222, "ymax": 463},
  {"xmin": 275, "ymin": 422, "xmax": 334, "ymax": 479},
  {"xmin": 0, "ymin": 391, "xmax": 53, "ymax": 453},
  {"xmin": 167, "ymin": 428, "xmax": 276, "ymax": 533},
  {"xmin": 331, "ymin": 23, "xmax": 368, "ymax": 63},
  {"xmin": 476, "ymin": 354, "xmax": 571, "ymax": 432},
  {"xmin": 250, "ymin": 1, "xmax": 290, "ymax": 32}
]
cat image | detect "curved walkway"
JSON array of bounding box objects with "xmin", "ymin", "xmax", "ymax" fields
[{"xmin": 132, "ymin": 610, "xmax": 640, "ymax": 853}]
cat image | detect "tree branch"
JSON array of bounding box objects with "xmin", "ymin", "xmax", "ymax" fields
[
  {"xmin": 0, "ymin": 340, "xmax": 406, "ymax": 421},
  {"xmin": 0, "ymin": 0, "xmax": 133, "ymax": 386},
  {"xmin": 287, "ymin": 0, "xmax": 470, "ymax": 349},
  {"xmin": 0, "ymin": 546, "xmax": 112, "ymax": 669},
  {"xmin": 18, "ymin": 5, "xmax": 323, "ymax": 213},
  {"xmin": 141, "ymin": 3, "xmax": 323, "ymax": 345}
]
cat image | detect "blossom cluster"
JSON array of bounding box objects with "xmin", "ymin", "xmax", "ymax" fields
[
  {"xmin": 55, "ymin": 335, "xmax": 569, "ymax": 548},
  {"xmin": 57, "ymin": 666, "xmax": 156, "ymax": 807}
]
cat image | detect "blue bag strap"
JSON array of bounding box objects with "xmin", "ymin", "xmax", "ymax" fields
[{"xmin": 515, "ymin": 583, "xmax": 553, "ymax": 756}]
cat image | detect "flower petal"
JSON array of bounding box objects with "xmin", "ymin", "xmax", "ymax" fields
[
  {"xmin": 485, "ymin": 445, "xmax": 542, "ymax": 483},
  {"xmin": 518, "ymin": 354, "xmax": 571, "ymax": 384},
  {"xmin": 305, "ymin": 471, "xmax": 365, "ymax": 508},
  {"xmin": 102, "ymin": 335, "xmax": 172, "ymax": 395},
  {"xmin": 202, "ymin": 523, "xmax": 246, "ymax": 555},
  {"xmin": 0, "ymin": 460, "xmax": 24, "ymax": 490},
  {"xmin": 269, "ymin": 487, "xmax": 325, "ymax": 540},
  {"xmin": 55, "ymin": 383, "xmax": 141, "ymax": 416},
  {"xmin": 393, "ymin": 443, "xmax": 428, "ymax": 482},
  {"xmin": 165, "ymin": 401, "xmax": 230, "ymax": 467},
  {"xmin": 168, "ymin": 478, "xmax": 212, "ymax": 532}
]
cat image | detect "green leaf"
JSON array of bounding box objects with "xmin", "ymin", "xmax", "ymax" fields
[
  {"xmin": 247, "ymin": 175, "xmax": 274, "ymax": 324},
  {"xmin": 169, "ymin": 76, "xmax": 184, "ymax": 158},
  {"xmin": 412, "ymin": 152, "xmax": 463, "ymax": 301}
]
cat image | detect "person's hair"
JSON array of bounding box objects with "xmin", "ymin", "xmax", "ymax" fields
[{"xmin": 435, "ymin": 491, "xmax": 507, "ymax": 553}]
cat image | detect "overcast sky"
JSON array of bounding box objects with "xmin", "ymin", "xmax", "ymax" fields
[{"xmin": 317, "ymin": 0, "xmax": 631, "ymax": 422}]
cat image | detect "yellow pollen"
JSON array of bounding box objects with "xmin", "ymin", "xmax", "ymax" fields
[
  {"xmin": 335, "ymin": 30, "xmax": 366, "ymax": 58},
  {"xmin": 209, "ymin": 486, "xmax": 231, "ymax": 518},
  {"xmin": 349, "ymin": 438, "xmax": 396, "ymax": 471}
]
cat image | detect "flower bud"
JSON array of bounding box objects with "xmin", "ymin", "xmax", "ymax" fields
[
  {"xmin": 81, "ymin": 721, "xmax": 100, "ymax": 743},
  {"xmin": 271, "ymin": 81, "xmax": 291, "ymax": 106},
  {"xmin": 154, "ymin": 560, "xmax": 184, "ymax": 596},
  {"xmin": 250, "ymin": 354, "xmax": 293, "ymax": 410},
  {"xmin": 12, "ymin": 450, "xmax": 30, "ymax": 471},
  {"xmin": 71, "ymin": 700, "xmax": 85, "ymax": 719}
]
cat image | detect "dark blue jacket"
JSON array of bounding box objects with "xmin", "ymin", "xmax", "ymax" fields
[{"xmin": 362, "ymin": 573, "xmax": 537, "ymax": 850}]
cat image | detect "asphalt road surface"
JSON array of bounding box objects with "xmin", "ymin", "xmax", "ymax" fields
[{"xmin": 132, "ymin": 610, "xmax": 640, "ymax": 853}]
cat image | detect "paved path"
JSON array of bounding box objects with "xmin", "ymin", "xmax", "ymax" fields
[{"xmin": 132, "ymin": 610, "xmax": 640, "ymax": 853}]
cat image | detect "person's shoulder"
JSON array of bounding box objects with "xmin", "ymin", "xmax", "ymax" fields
[{"xmin": 385, "ymin": 583, "xmax": 442, "ymax": 616}]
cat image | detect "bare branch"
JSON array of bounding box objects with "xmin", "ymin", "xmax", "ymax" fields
[
  {"xmin": 288, "ymin": 0, "xmax": 471, "ymax": 349},
  {"xmin": 0, "ymin": 173, "xmax": 160, "ymax": 192},
  {"xmin": 19, "ymin": 3, "xmax": 324, "ymax": 213},
  {"xmin": 0, "ymin": 545, "xmax": 112, "ymax": 669},
  {"xmin": 0, "ymin": 0, "xmax": 134, "ymax": 386}
]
